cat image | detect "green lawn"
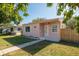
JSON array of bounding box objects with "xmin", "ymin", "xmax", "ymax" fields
[
  {"xmin": 0, "ymin": 35, "xmax": 36, "ymax": 50},
  {"xmin": 4, "ymin": 40, "xmax": 79, "ymax": 56}
]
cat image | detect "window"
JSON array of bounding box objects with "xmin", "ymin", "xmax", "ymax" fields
[
  {"xmin": 52, "ymin": 25, "xmax": 57, "ymax": 32},
  {"xmin": 11, "ymin": 28, "xmax": 13, "ymax": 32},
  {"xmin": 25, "ymin": 26, "xmax": 30, "ymax": 32}
]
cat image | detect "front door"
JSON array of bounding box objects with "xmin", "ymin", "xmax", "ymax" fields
[{"xmin": 44, "ymin": 25, "xmax": 48, "ymax": 37}]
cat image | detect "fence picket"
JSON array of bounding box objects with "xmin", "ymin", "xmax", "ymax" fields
[{"xmin": 61, "ymin": 29, "xmax": 79, "ymax": 43}]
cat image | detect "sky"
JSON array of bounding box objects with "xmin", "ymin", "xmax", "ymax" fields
[{"xmin": 20, "ymin": 3, "xmax": 63, "ymax": 24}]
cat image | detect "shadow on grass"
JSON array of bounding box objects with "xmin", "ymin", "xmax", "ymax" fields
[
  {"xmin": 3, "ymin": 35, "xmax": 37, "ymax": 46},
  {"xmin": 21, "ymin": 40, "xmax": 53, "ymax": 55},
  {"xmin": 21, "ymin": 40, "xmax": 79, "ymax": 55},
  {"xmin": 58, "ymin": 40, "xmax": 79, "ymax": 48},
  {"xmin": 3, "ymin": 35, "xmax": 53, "ymax": 55},
  {"xmin": 0, "ymin": 34, "xmax": 11, "ymax": 36},
  {"xmin": 2, "ymin": 35, "xmax": 79, "ymax": 55}
]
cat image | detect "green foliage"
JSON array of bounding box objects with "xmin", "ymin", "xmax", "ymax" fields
[
  {"xmin": 47, "ymin": 3, "xmax": 79, "ymax": 33},
  {"xmin": 57, "ymin": 3, "xmax": 79, "ymax": 23},
  {"xmin": 58, "ymin": 3, "xmax": 79, "ymax": 33},
  {"xmin": 23, "ymin": 13, "xmax": 29, "ymax": 16},
  {"xmin": 75, "ymin": 16, "xmax": 79, "ymax": 33},
  {"xmin": 66, "ymin": 18, "xmax": 76, "ymax": 29},
  {"xmin": 47, "ymin": 3, "xmax": 53, "ymax": 7},
  {"xmin": 0, "ymin": 3, "xmax": 29, "ymax": 25}
]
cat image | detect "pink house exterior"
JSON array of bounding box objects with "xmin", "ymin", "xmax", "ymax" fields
[{"xmin": 22, "ymin": 18, "xmax": 63, "ymax": 42}]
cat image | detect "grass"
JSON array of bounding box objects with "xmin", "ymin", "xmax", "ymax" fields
[
  {"xmin": 0, "ymin": 35, "xmax": 36, "ymax": 50},
  {"xmin": 4, "ymin": 40, "xmax": 79, "ymax": 56}
]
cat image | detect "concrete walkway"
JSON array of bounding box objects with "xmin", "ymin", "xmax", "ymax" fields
[{"xmin": 0, "ymin": 39, "xmax": 43, "ymax": 56}]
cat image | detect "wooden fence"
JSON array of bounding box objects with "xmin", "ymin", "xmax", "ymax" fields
[{"xmin": 60, "ymin": 29, "xmax": 79, "ymax": 43}]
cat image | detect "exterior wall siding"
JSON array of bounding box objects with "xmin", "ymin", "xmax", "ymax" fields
[
  {"xmin": 22, "ymin": 23, "xmax": 40, "ymax": 37},
  {"xmin": 45, "ymin": 23, "xmax": 60, "ymax": 42},
  {"xmin": 22, "ymin": 20, "xmax": 61, "ymax": 42}
]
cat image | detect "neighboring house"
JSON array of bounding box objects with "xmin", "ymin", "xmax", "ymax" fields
[
  {"xmin": 22, "ymin": 18, "xmax": 63, "ymax": 42},
  {"xmin": 0, "ymin": 24, "xmax": 22, "ymax": 35},
  {"xmin": 11, "ymin": 26, "xmax": 22, "ymax": 35}
]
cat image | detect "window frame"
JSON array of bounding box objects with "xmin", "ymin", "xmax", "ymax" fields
[
  {"xmin": 52, "ymin": 24, "xmax": 57, "ymax": 32},
  {"xmin": 25, "ymin": 26, "xmax": 30, "ymax": 32}
]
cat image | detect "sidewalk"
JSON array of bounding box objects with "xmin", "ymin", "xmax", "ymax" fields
[{"xmin": 0, "ymin": 39, "xmax": 43, "ymax": 56}]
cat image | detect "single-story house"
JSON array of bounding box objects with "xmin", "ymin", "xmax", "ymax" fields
[{"xmin": 22, "ymin": 18, "xmax": 63, "ymax": 42}]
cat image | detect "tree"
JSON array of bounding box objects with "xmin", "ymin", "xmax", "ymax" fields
[
  {"xmin": 66, "ymin": 18, "xmax": 76, "ymax": 29},
  {"xmin": 0, "ymin": 3, "xmax": 29, "ymax": 25},
  {"xmin": 47, "ymin": 3, "xmax": 79, "ymax": 33}
]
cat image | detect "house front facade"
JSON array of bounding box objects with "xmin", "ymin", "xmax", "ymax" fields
[{"xmin": 22, "ymin": 18, "xmax": 63, "ymax": 42}]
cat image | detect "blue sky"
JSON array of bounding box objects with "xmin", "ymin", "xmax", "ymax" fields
[{"xmin": 20, "ymin": 3, "xmax": 63, "ymax": 24}]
